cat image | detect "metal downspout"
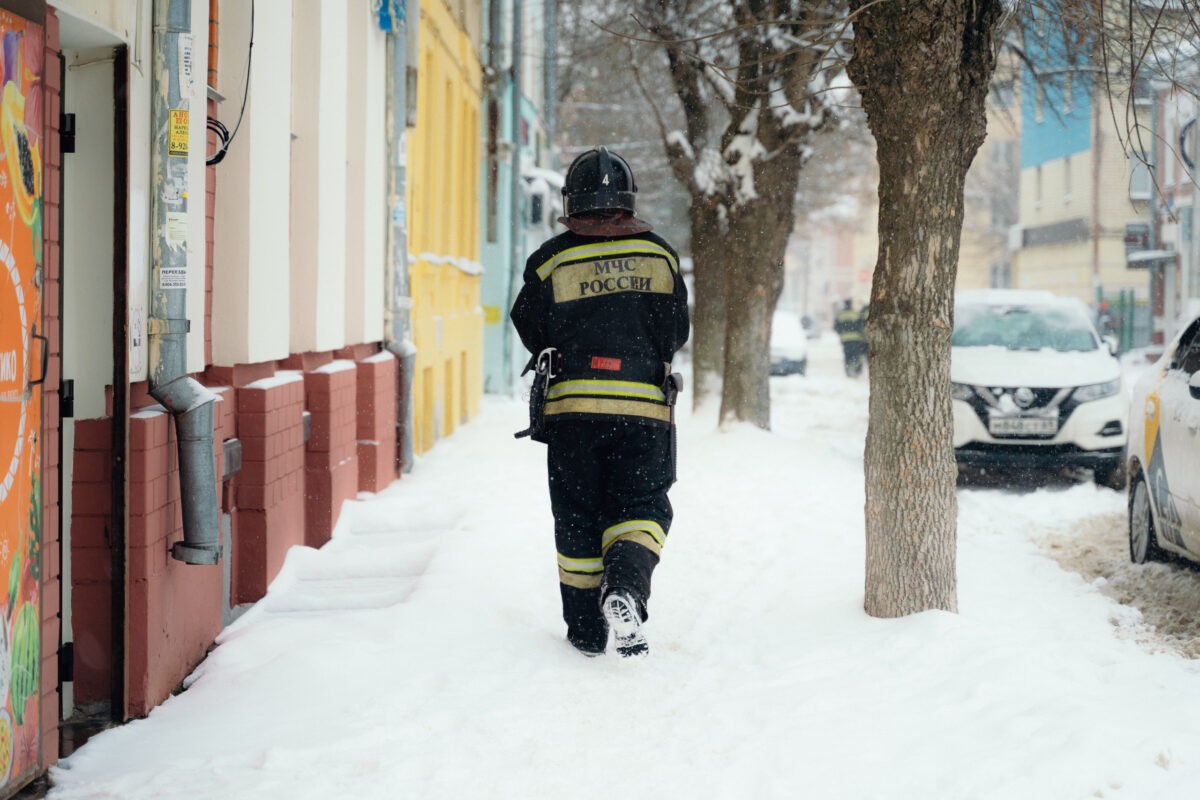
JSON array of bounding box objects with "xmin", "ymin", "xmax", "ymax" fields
[
  {"xmin": 505, "ymin": 0, "xmax": 523, "ymax": 391},
  {"xmin": 383, "ymin": 3, "xmax": 416, "ymax": 473},
  {"xmin": 151, "ymin": 0, "xmax": 221, "ymax": 565}
]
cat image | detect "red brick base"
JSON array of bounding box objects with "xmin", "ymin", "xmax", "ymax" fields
[
  {"xmin": 68, "ymin": 346, "xmax": 399, "ymax": 728},
  {"xmin": 304, "ymin": 362, "xmax": 359, "ymax": 548},
  {"xmin": 355, "ymin": 352, "xmax": 398, "ymax": 493},
  {"xmin": 233, "ymin": 374, "xmax": 306, "ymax": 604}
]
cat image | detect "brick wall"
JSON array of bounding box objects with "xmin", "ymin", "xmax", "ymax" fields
[
  {"xmin": 304, "ymin": 362, "xmax": 358, "ymax": 548},
  {"xmin": 355, "ymin": 352, "xmax": 398, "ymax": 493},
  {"xmin": 69, "ymin": 419, "xmax": 112, "ymax": 707},
  {"xmin": 71, "ymin": 387, "xmax": 236, "ymax": 719},
  {"xmin": 123, "ymin": 391, "xmax": 229, "ymax": 717},
  {"xmin": 233, "ymin": 374, "xmax": 306, "ymax": 604}
]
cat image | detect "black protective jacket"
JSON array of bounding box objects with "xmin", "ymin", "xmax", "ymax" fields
[{"xmin": 511, "ymin": 229, "xmax": 689, "ymax": 427}]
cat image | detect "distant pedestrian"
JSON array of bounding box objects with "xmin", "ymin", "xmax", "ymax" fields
[
  {"xmin": 511, "ymin": 147, "xmax": 690, "ymax": 658},
  {"xmin": 834, "ymin": 299, "xmax": 868, "ymax": 377}
]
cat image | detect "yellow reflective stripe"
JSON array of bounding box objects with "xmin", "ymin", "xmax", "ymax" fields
[
  {"xmin": 535, "ymin": 239, "xmax": 679, "ymax": 281},
  {"xmin": 601, "ymin": 530, "xmax": 663, "ymax": 558},
  {"xmin": 546, "ymin": 379, "xmax": 666, "ymax": 402},
  {"xmin": 602, "ymin": 520, "xmax": 666, "ymax": 551},
  {"xmin": 559, "ymin": 568, "xmax": 603, "ymax": 590},
  {"xmin": 544, "ymin": 397, "xmax": 672, "ymax": 422},
  {"xmin": 557, "ymin": 553, "xmax": 604, "ymax": 574}
]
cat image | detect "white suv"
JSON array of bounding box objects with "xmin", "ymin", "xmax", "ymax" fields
[{"xmin": 951, "ymin": 290, "xmax": 1127, "ymax": 486}]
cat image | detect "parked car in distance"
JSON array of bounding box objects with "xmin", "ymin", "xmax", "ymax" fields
[
  {"xmin": 770, "ymin": 310, "xmax": 808, "ymax": 376},
  {"xmin": 951, "ymin": 290, "xmax": 1127, "ymax": 487},
  {"xmin": 1126, "ymin": 309, "xmax": 1200, "ymax": 565}
]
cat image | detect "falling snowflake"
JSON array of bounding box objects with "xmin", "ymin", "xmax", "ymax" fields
[
  {"xmin": 0, "ymin": 171, "xmax": 8, "ymax": 189},
  {"xmin": 0, "ymin": 540, "xmax": 8, "ymax": 562},
  {"xmin": 4, "ymin": 202, "xmax": 12, "ymax": 221}
]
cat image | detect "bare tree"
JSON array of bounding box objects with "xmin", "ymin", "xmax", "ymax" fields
[
  {"xmin": 847, "ymin": 0, "xmax": 1004, "ymax": 617},
  {"xmin": 627, "ymin": 0, "xmax": 850, "ymax": 425},
  {"xmin": 552, "ymin": 1, "xmax": 695, "ymax": 263}
]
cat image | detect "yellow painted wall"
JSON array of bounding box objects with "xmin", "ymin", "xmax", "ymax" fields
[
  {"xmin": 1013, "ymin": 122, "xmax": 1147, "ymax": 302},
  {"xmin": 406, "ymin": 0, "xmax": 484, "ymax": 455}
]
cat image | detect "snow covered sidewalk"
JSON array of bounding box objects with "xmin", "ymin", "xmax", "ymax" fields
[{"xmin": 47, "ymin": 341, "xmax": 1200, "ymax": 799}]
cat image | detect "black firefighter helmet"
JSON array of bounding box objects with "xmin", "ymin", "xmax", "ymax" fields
[{"xmin": 561, "ymin": 146, "xmax": 637, "ymax": 217}]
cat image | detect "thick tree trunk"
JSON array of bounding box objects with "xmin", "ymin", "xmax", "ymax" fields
[
  {"xmin": 848, "ymin": 1, "xmax": 1001, "ymax": 617},
  {"xmin": 689, "ymin": 199, "xmax": 726, "ymax": 408},
  {"xmin": 718, "ymin": 205, "xmax": 785, "ymax": 428},
  {"xmin": 718, "ymin": 153, "xmax": 799, "ymax": 428}
]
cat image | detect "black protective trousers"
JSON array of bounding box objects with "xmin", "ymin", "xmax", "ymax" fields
[{"xmin": 546, "ymin": 418, "xmax": 675, "ymax": 653}]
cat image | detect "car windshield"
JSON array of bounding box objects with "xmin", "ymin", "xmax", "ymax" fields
[
  {"xmin": 771, "ymin": 313, "xmax": 806, "ymax": 348},
  {"xmin": 952, "ymin": 304, "xmax": 1098, "ymax": 352}
]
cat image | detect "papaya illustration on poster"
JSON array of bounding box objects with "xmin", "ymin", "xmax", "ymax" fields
[{"xmin": 0, "ymin": 8, "xmax": 43, "ymax": 790}]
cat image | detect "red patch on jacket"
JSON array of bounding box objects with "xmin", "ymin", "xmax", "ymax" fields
[{"xmin": 591, "ymin": 357, "xmax": 622, "ymax": 372}]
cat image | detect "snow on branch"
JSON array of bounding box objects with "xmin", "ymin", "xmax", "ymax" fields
[
  {"xmin": 724, "ymin": 104, "xmax": 766, "ymax": 204},
  {"xmin": 667, "ymin": 130, "xmax": 695, "ymax": 160},
  {"xmin": 694, "ymin": 147, "xmax": 725, "ymax": 196}
]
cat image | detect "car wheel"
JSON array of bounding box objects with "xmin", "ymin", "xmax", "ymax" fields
[{"xmin": 1129, "ymin": 474, "xmax": 1164, "ymax": 564}]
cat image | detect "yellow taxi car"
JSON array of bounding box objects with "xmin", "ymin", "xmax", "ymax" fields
[{"xmin": 1127, "ymin": 312, "xmax": 1200, "ymax": 563}]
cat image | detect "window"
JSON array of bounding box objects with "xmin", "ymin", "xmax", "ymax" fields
[
  {"xmin": 952, "ymin": 304, "xmax": 1098, "ymax": 352},
  {"xmin": 1129, "ymin": 157, "xmax": 1152, "ymax": 202},
  {"xmin": 1035, "ymin": 82, "xmax": 1045, "ymax": 123},
  {"xmin": 1063, "ymin": 157, "xmax": 1072, "ymax": 202},
  {"xmin": 989, "ymin": 261, "xmax": 1012, "ymax": 289},
  {"xmin": 1063, "ymin": 73, "xmax": 1074, "ymax": 114},
  {"xmin": 991, "ymin": 140, "xmax": 1014, "ymax": 169},
  {"xmin": 1175, "ymin": 322, "xmax": 1200, "ymax": 374},
  {"xmin": 1035, "ymin": 165, "xmax": 1043, "ymax": 207},
  {"xmin": 993, "ymin": 80, "xmax": 1015, "ymax": 109}
]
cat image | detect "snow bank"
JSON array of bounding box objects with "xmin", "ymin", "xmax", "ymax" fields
[{"xmin": 46, "ymin": 339, "xmax": 1200, "ymax": 800}]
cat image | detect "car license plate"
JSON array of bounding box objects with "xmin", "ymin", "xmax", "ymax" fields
[{"xmin": 988, "ymin": 415, "xmax": 1057, "ymax": 436}]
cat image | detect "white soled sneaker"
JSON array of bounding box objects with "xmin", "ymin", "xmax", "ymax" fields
[{"xmin": 602, "ymin": 590, "xmax": 648, "ymax": 658}]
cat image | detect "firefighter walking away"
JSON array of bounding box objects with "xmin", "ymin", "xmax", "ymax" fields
[{"xmin": 511, "ymin": 147, "xmax": 689, "ymax": 658}]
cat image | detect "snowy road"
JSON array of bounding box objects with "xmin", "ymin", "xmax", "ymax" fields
[{"xmin": 46, "ymin": 338, "xmax": 1200, "ymax": 799}]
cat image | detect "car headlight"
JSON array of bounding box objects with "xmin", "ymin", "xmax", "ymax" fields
[
  {"xmin": 951, "ymin": 382, "xmax": 974, "ymax": 401},
  {"xmin": 1072, "ymin": 379, "xmax": 1120, "ymax": 403}
]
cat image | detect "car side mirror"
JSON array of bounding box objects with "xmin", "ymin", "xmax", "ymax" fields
[
  {"xmin": 1103, "ymin": 335, "xmax": 1118, "ymax": 357},
  {"xmin": 1190, "ymin": 371, "xmax": 1200, "ymax": 400}
]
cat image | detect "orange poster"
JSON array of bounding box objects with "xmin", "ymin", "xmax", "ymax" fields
[{"xmin": 0, "ymin": 8, "xmax": 43, "ymax": 791}]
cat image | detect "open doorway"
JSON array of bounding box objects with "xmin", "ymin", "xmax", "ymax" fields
[{"xmin": 57, "ymin": 13, "xmax": 126, "ymax": 754}]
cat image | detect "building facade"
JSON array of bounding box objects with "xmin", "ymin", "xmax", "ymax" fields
[
  {"xmin": 406, "ymin": 0, "xmax": 483, "ymax": 451},
  {"xmin": 957, "ymin": 58, "xmax": 1020, "ymax": 291},
  {"xmin": 0, "ymin": 0, "xmax": 486, "ymax": 794},
  {"xmin": 480, "ymin": 0, "xmax": 558, "ymax": 396},
  {"xmin": 1010, "ymin": 10, "xmax": 1151, "ymax": 339}
]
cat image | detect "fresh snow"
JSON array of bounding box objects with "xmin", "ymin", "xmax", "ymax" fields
[
  {"xmin": 242, "ymin": 371, "xmax": 303, "ymax": 391},
  {"xmin": 311, "ymin": 360, "xmax": 357, "ymax": 375},
  {"xmin": 47, "ymin": 338, "xmax": 1200, "ymax": 800}
]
